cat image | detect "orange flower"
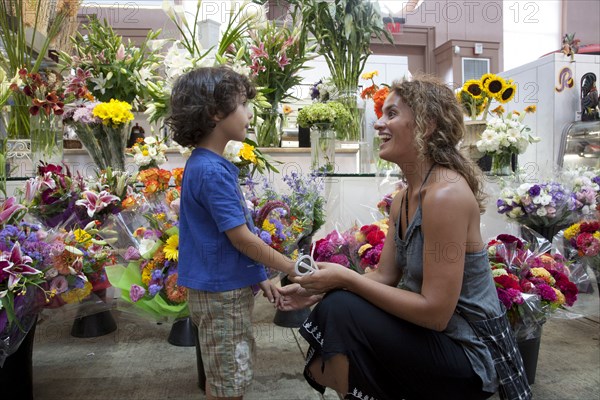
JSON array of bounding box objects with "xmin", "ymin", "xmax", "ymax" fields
[
  {"xmin": 138, "ymin": 168, "xmax": 159, "ymax": 184},
  {"xmin": 282, "ymin": 104, "xmax": 293, "ymax": 115},
  {"xmin": 373, "ymin": 86, "xmax": 390, "ymax": 119},
  {"xmin": 172, "ymin": 168, "xmax": 184, "ymax": 186},
  {"xmin": 122, "ymin": 195, "xmax": 136, "ymax": 209},
  {"xmin": 360, "ymin": 84, "xmax": 378, "ymax": 100},
  {"xmin": 157, "ymin": 169, "xmax": 172, "ymax": 185},
  {"xmin": 144, "ymin": 180, "xmax": 159, "ymax": 195},
  {"xmin": 166, "ymin": 187, "xmax": 180, "ymax": 204}
]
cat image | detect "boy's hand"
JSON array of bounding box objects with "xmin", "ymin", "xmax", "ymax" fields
[{"xmin": 258, "ymin": 279, "xmax": 280, "ymax": 305}]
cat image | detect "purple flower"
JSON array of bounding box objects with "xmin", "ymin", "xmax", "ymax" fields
[
  {"xmin": 330, "ymin": 254, "xmax": 349, "ymax": 267},
  {"xmin": 536, "ymin": 283, "xmax": 557, "ymax": 302},
  {"xmin": 148, "ymin": 284, "xmax": 162, "ymax": 297},
  {"xmin": 130, "ymin": 284, "xmax": 146, "ymax": 302},
  {"xmin": 528, "ymin": 185, "xmax": 541, "ymax": 197},
  {"xmin": 259, "ymin": 231, "xmax": 272, "ymax": 245},
  {"xmin": 151, "ymin": 269, "xmax": 164, "ymax": 280},
  {"xmin": 124, "ymin": 246, "xmax": 141, "ymax": 261},
  {"xmin": 50, "ymin": 276, "xmax": 68, "ymax": 294}
]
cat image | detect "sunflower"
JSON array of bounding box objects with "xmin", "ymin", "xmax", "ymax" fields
[
  {"xmin": 483, "ymin": 74, "xmax": 506, "ymax": 98},
  {"xmin": 498, "ymin": 82, "xmax": 517, "ymax": 103},
  {"xmin": 462, "ymin": 80, "xmax": 484, "ymax": 98},
  {"xmin": 164, "ymin": 234, "xmax": 179, "ymax": 261}
]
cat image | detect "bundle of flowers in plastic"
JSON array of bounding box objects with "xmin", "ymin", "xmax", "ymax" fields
[
  {"xmin": 496, "ymin": 180, "xmax": 577, "ymax": 238},
  {"xmin": 21, "ymin": 163, "xmax": 88, "ymax": 229},
  {"xmin": 247, "ymin": 172, "xmax": 326, "ymax": 256},
  {"xmin": 105, "ymin": 213, "xmax": 187, "ymax": 321},
  {"xmin": 561, "ymin": 166, "xmax": 600, "ymax": 217},
  {"xmin": 562, "ymin": 220, "xmax": 600, "ymax": 274},
  {"xmin": 487, "ymin": 233, "xmax": 579, "ymax": 340},
  {"xmin": 311, "ymin": 220, "xmax": 388, "ymax": 274}
]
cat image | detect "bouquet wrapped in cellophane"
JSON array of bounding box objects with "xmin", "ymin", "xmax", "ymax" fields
[
  {"xmin": 309, "ymin": 182, "xmax": 405, "ymax": 274},
  {"xmin": 105, "ymin": 169, "xmax": 187, "ymax": 321},
  {"xmin": 487, "ymin": 230, "xmax": 580, "ymax": 340}
]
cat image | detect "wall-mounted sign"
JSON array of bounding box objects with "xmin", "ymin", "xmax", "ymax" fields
[{"xmin": 382, "ymin": 17, "xmax": 405, "ymax": 34}]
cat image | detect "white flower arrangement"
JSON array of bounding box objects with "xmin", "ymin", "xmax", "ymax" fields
[
  {"xmin": 129, "ymin": 136, "xmax": 169, "ymax": 169},
  {"xmin": 476, "ymin": 109, "xmax": 540, "ymax": 155}
]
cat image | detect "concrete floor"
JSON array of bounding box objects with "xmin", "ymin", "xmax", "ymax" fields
[{"xmin": 31, "ymin": 285, "xmax": 599, "ymax": 400}]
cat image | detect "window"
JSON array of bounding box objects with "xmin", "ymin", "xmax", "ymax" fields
[{"xmin": 462, "ymin": 58, "xmax": 490, "ymax": 82}]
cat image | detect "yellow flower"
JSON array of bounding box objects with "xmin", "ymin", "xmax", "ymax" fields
[
  {"xmin": 361, "ymin": 70, "xmax": 379, "ymax": 80},
  {"xmin": 483, "ymin": 75, "xmax": 506, "ymax": 98},
  {"xmin": 553, "ymin": 288, "xmax": 565, "ymax": 306},
  {"xmin": 282, "ymin": 104, "xmax": 293, "ymax": 115},
  {"xmin": 524, "ymin": 105, "xmax": 537, "ymax": 113},
  {"xmin": 60, "ymin": 281, "xmax": 93, "ymax": 304},
  {"xmin": 74, "ymin": 229, "xmax": 92, "ymax": 244},
  {"xmin": 564, "ymin": 223, "xmax": 581, "ymax": 240},
  {"xmin": 594, "ymin": 232, "xmax": 600, "ymax": 241},
  {"xmin": 142, "ymin": 262, "xmax": 155, "ymax": 285},
  {"xmin": 358, "ymin": 243, "xmax": 372, "ymax": 256},
  {"xmin": 498, "ymin": 82, "xmax": 516, "ymax": 103},
  {"xmin": 262, "ymin": 219, "xmax": 276, "ymax": 235},
  {"xmin": 530, "ymin": 268, "xmax": 555, "ymax": 285},
  {"xmin": 164, "ymin": 234, "xmax": 179, "ymax": 261},
  {"xmin": 239, "ymin": 143, "xmax": 257, "ymax": 163},
  {"xmin": 463, "ymin": 80, "xmax": 484, "ymax": 98},
  {"xmin": 92, "ymin": 99, "xmax": 134, "ymax": 127}
]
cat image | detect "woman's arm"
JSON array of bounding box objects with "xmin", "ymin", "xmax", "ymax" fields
[
  {"xmin": 226, "ymin": 224, "xmax": 296, "ymax": 276},
  {"xmin": 296, "ymin": 183, "xmax": 473, "ymax": 332}
]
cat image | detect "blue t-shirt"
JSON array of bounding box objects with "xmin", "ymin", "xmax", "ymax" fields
[{"xmin": 177, "ymin": 148, "xmax": 267, "ymax": 291}]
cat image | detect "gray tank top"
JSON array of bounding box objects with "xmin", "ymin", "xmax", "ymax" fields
[{"xmin": 393, "ymin": 169, "xmax": 500, "ymax": 393}]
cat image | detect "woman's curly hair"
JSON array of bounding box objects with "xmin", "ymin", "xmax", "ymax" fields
[
  {"xmin": 166, "ymin": 67, "xmax": 256, "ymax": 148},
  {"xmin": 391, "ymin": 74, "xmax": 487, "ymax": 213}
]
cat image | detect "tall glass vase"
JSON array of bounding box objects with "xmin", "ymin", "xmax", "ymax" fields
[
  {"xmin": 310, "ymin": 124, "xmax": 335, "ymax": 173},
  {"xmin": 72, "ymin": 122, "xmax": 130, "ymax": 171},
  {"xmin": 29, "ymin": 114, "xmax": 63, "ymax": 169},
  {"xmin": 333, "ymin": 87, "xmax": 365, "ymax": 143},
  {"xmin": 256, "ymin": 108, "xmax": 283, "ymax": 147}
]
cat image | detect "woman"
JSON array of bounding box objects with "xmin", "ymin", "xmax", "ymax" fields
[{"xmin": 278, "ymin": 75, "xmax": 530, "ymax": 400}]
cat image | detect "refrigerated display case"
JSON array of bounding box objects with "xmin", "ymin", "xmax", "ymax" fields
[{"xmin": 559, "ymin": 120, "xmax": 600, "ymax": 169}]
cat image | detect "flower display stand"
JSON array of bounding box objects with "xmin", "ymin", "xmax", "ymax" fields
[
  {"xmin": 166, "ymin": 317, "xmax": 206, "ymax": 391},
  {"xmin": 167, "ymin": 317, "xmax": 196, "ymax": 347},
  {"xmin": 517, "ymin": 334, "xmax": 542, "ymax": 384},
  {"xmin": 71, "ymin": 310, "xmax": 117, "ymax": 338},
  {"xmin": 0, "ymin": 319, "xmax": 37, "ymax": 400}
]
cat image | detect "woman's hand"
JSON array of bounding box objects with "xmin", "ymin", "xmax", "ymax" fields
[
  {"xmin": 291, "ymin": 262, "xmax": 357, "ymax": 294},
  {"xmin": 276, "ymin": 283, "xmax": 321, "ymax": 311}
]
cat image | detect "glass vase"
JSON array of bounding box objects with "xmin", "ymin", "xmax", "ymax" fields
[
  {"xmin": 29, "ymin": 114, "xmax": 63, "ymax": 169},
  {"xmin": 333, "ymin": 87, "xmax": 365, "ymax": 143},
  {"xmin": 488, "ymin": 152, "xmax": 513, "ymax": 176},
  {"xmin": 310, "ymin": 124, "xmax": 335, "ymax": 173},
  {"xmin": 256, "ymin": 108, "xmax": 283, "ymax": 147},
  {"xmin": 73, "ymin": 122, "xmax": 130, "ymax": 172}
]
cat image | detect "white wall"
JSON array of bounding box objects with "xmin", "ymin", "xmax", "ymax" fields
[{"xmin": 503, "ymin": 0, "xmax": 562, "ymax": 71}]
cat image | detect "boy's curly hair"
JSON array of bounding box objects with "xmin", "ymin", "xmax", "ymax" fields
[{"xmin": 166, "ymin": 67, "xmax": 256, "ymax": 148}]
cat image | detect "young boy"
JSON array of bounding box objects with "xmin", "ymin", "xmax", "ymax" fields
[{"xmin": 168, "ymin": 67, "xmax": 296, "ymax": 400}]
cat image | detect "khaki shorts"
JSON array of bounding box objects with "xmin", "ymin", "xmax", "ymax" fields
[{"xmin": 188, "ymin": 287, "xmax": 255, "ymax": 398}]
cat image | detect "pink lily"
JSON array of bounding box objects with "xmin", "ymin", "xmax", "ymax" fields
[
  {"xmin": 24, "ymin": 178, "xmax": 41, "ymax": 202},
  {"xmin": 250, "ymin": 42, "xmax": 269, "ymax": 60},
  {"xmin": 250, "ymin": 60, "xmax": 266, "ymax": 76},
  {"xmin": 76, "ymin": 190, "xmax": 120, "ymax": 217},
  {"xmin": 116, "ymin": 44, "xmax": 126, "ymax": 61},
  {"xmin": 40, "ymin": 172, "xmax": 56, "ymax": 190},
  {"xmin": 1, "ymin": 242, "xmax": 41, "ymax": 289},
  {"xmin": 0, "ymin": 197, "xmax": 25, "ymax": 225},
  {"xmin": 277, "ymin": 53, "xmax": 290, "ymax": 70}
]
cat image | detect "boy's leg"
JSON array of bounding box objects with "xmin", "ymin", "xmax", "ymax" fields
[{"xmin": 189, "ymin": 288, "xmax": 256, "ymax": 399}]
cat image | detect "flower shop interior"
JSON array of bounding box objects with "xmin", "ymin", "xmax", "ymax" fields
[{"xmin": 1, "ymin": 0, "xmax": 599, "ymax": 399}]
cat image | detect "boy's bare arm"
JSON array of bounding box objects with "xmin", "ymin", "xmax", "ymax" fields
[{"xmin": 225, "ymin": 224, "xmax": 296, "ymax": 276}]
